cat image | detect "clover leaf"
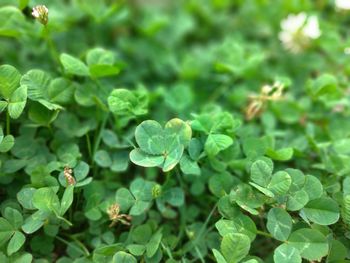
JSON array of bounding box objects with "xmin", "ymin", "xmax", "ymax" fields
[{"xmin": 130, "ymin": 118, "xmax": 192, "ymax": 172}]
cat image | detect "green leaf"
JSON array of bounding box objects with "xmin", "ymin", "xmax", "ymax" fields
[
  {"xmin": 28, "ymin": 102, "xmax": 59, "ymax": 126},
  {"xmin": 249, "ymin": 182, "xmax": 274, "ymax": 198},
  {"xmin": 108, "ymin": 88, "xmax": 148, "ymax": 116},
  {"xmin": 90, "ymin": 65, "xmax": 120, "ymax": 78},
  {"xmin": 303, "ymin": 175, "xmax": 323, "ymax": 200},
  {"xmin": 209, "ymin": 172, "xmax": 235, "ymax": 197},
  {"xmin": 267, "ymin": 171, "xmax": 292, "ymax": 195},
  {"xmin": 267, "ymin": 208, "xmax": 292, "ymax": 241},
  {"xmin": 288, "ymin": 228, "xmax": 328, "ymax": 261},
  {"xmin": 94, "ymin": 150, "xmax": 112, "ymax": 168},
  {"xmin": 0, "ymin": 6, "xmax": 26, "ymax": 37},
  {"xmin": 0, "ymin": 100, "xmax": 8, "ymax": 112},
  {"xmin": 273, "ymin": 243, "xmax": 301, "ymax": 263},
  {"xmin": 47, "ymin": 78, "xmax": 75, "ymax": 105},
  {"xmin": 212, "ymin": 249, "xmax": 228, "ymax": 263},
  {"xmin": 0, "ymin": 135, "xmax": 15, "ymax": 153},
  {"xmin": 8, "ymin": 85, "xmax": 27, "ymax": 119},
  {"xmin": 146, "ymin": 230, "xmax": 162, "ymax": 258},
  {"xmin": 135, "ymin": 120, "xmax": 164, "ymax": 155},
  {"xmin": 32, "ymin": 187, "xmax": 60, "ymax": 214},
  {"xmin": 302, "ymin": 197, "xmax": 340, "ymax": 225},
  {"xmin": 129, "ymin": 149, "xmax": 164, "ymax": 168},
  {"xmin": 22, "ymin": 210, "xmax": 48, "ymax": 234},
  {"xmin": 4, "ymin": 207, "xmax": 23, "ymax": 230},
  {"xmin": 60, "ymin": 53, "xmax": 89, "ymax": 76},
  {"xmin": 7, "ymin": 231, "xmax": 25, "ymax": 255},
  {"xmin": 267, "ymin": 147, "xmax": 293, "ymax": 161},
  {"xmin": 87, "ymin": 48, "xmax": 120, "ymax": 78},
  {"xmin": 308, "ymin": 73, "xmax": 338, "ymax": 97},
  {"xmin": 327, "ymin": 239, "xmax": 348, "ymax": 262},
  {"xmin": 112, "ymin": 251, "xmax": 137, "ymax": 263},
  {"xmin": 250, "ymin": 160, "xmax": 272, "ymax": 187},
  {"xmin": 20, "ymin": 69, "xmax": 50, "ymax": 101},
  {"xmin": 87, "ymin": 48, "xmax": 115, "ymax": 65},
  {"xmin": 164, "ymin": 118, "xmax": 192, "ymax": 148},
  {"xmin": 0, "ymin": 217, "xmax": 13, "ymax": 247},
  {"xmin": 215, "ymin": 214, "xmax": 257, "ymax": 242},
  {"xmin": 205, "ymin": 134, "xmax": 233, "ymax": 156},
  {"xmin": 74, "ymin": 161, "xmax": 90, "ymax": 181},
  {"xmin": 220, "ymin": 233, "xmax": 250, "ymax": 263},
  {"xmin": 17, "ymin": 188, "xmax": 36, "ymax": 210},
  {"xmin": 115, "ymin": 188, "xmax": 135, "ymax": 212},
  {"xmin": 60, "ymin": 185, "xmax": 74, "ymax": 216},
  {"xmin": 162, "ymin": 145, "xmax": 184, "ymax": 172},
  {"xmin": 286, "ymin": 190, "xmax": 309, "ymax": 211},
  {"xmin": 0, "ymin": 64, "xmax": 21, "ymax": 99},
  {"xmin": 131, "ymin": 118, "xmax": 191, "ymax": 172},
  {"xmin": 179, "ymin": 155, "xmax": 201, "ymax": 176}
]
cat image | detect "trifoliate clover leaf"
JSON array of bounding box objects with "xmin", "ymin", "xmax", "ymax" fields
[{"xmin": 130, "ymin": 118, "xmax": 192, "ymax": 172}]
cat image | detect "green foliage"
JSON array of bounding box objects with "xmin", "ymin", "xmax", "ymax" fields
[{"xmin": 0, "ymin": 0, "xmax": 350, "ymax": 262}]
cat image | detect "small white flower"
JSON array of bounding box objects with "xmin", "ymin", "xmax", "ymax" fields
[
  {"xmin": 344, "ymin": 47, "xmax": 350, "ymax": 55},
  {"xmin": 335, "ymin": 0, "xmax": 350, "ymax": 10},
  {"xmin": 32, "ymin": 5, "xmax": 49, "ymax": 25},
  {"xmin": 279, "ymin": 13, "xmax": 321, "ymax": 53}
]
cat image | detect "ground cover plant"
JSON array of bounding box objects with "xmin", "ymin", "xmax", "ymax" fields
[{"xmin": 1, "ymin": 0, "xmax": 350, "ymax": 262}]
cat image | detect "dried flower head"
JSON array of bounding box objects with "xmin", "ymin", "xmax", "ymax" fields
[
  {"xmin": 279, "ymin": 13, "xmax": 321, "ymax": 53},
  {"xmin": 245, "ymin": 81, "xmax": 285, "ymax": 120},
  {"xmin": 64, "ymin": 166, "xmax": 76, "ymax": 186},
  {"xmin": 32, "ymin": 5, "xmax": 49, "ymax": 25},
  {"xmin": 107, "ymin": 203, "xmax": 132, "ymax": 227}
]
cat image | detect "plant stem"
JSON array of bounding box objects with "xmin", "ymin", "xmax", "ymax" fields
[
  {"xmin": 175, "ymin": 168, "xmax": 187, "ymax": 248},
  {"xmin": 43, "ymin": 25, "xmax": 61, "ymax": 69},
  {"xmin": 55, "ymin": 236, "xmax": 86, "ymax": 256},
  {"xmin": 182, "ymin": 202, "xmax": 218, "ymax": 255},
  {"xmin": 256, "ymin": 230, "xmax": 273, "ymax": 238},
  {"xmin": 161, "ymin": 242, "xmax": 174, "ymax": 260},
  {"xmin": 86, "ymin": 133, "xmax": 92, "ymax": 163},
  {"xmin": 6, "ymin": 111, "xmax": 10, "ymax": 135},
  {"xmin": 92, "ymin": 112, "xmax": 109, "ymax": 166}
]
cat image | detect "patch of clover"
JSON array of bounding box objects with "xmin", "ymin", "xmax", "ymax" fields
[{"xmin": 130, "ymin": 118, "xmax": 192, "ymax": 172}]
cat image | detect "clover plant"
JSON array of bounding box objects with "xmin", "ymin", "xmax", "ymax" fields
[{"xmin": 0, "ymin": 0, "xmax": 350, "ymax": 262}]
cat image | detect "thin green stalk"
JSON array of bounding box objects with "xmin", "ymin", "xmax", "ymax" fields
[
  {"xmin": 55, "ymin": 236, "xmax": 89, "ymax": 257},
  {"xmin": 175, "ymin": 168, "xmax": 187, "ymax": 248},
  {"xmin": 182, "ymin": 202, "xmax": 218, "ymax": 255},
  {"xmin": 256, "ymin": 230, "xmax": 273, "ymax": 238},
  {"xmin": 195, "ymin": 246, "xmax": 205, "ymax": 263},
  {"xmin": 86, "ymin": 133, "xmax": 92, "ymax": 163},
  {"xmin": 43, "ymin": 25, "xmax": 61, "ymax": 68},
  {"xmin": 92, "ymin": 113, "xmax": 109, "ymax": 166},
  {"xmin": 161, "ymin": 242, "xmax": 174, "ymax": 260},
  {"xmin": 6, "ymin": 111, "xmax": 10, "ymax": 135}
]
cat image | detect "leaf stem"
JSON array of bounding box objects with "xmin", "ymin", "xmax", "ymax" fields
[
  {"xmin": 92, "ymin": 112, "xmax": 109, "ymax": 166},
  {"xmin": 256, "ymin": 229, "xmax": 273, "ymax": 238},
  {"xmin": 55, "ymin": 235, "xmax": 90, "ymax": 257},
  {"xmin": 182, "ymin": 202, "xmax": 218, "ymax": 255},
  {"xmin": 86, "ymin": 133, "xmax": 92, "ymax": 163},
  {"xmin": 43, "ymin": 25, "xmax": 61, "ymax": 69},
  {"xmin": 6, "ymin": 111, "xmax": 10, "ymax": 135},
  {"xmin": 161, "ymin": 242, "xmax": 174, "ymax": 260}
]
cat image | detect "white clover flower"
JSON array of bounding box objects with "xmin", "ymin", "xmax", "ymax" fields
[
  {"xmin": 335, "ymin": 0, "xmax": 350, "ymax": 10},
  {"xmin": 279, "ymin": 13, "xmax": 321, "ymax": 53},
  {"xmin": 32, "ymin": 5, "xmax": 49, "ymax": 25},
  {"xmin": 344, "ymin": 47, "xmax": 350, "ymax": 55}
]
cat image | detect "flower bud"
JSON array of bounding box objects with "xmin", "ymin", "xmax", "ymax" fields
[
  {"xmin": 152, "ymin": 184, "xmax": 162, "ymax": 198},
  {"xmin": 32, "ymin": 5, "xmax": 49, "ymax": 25}
]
